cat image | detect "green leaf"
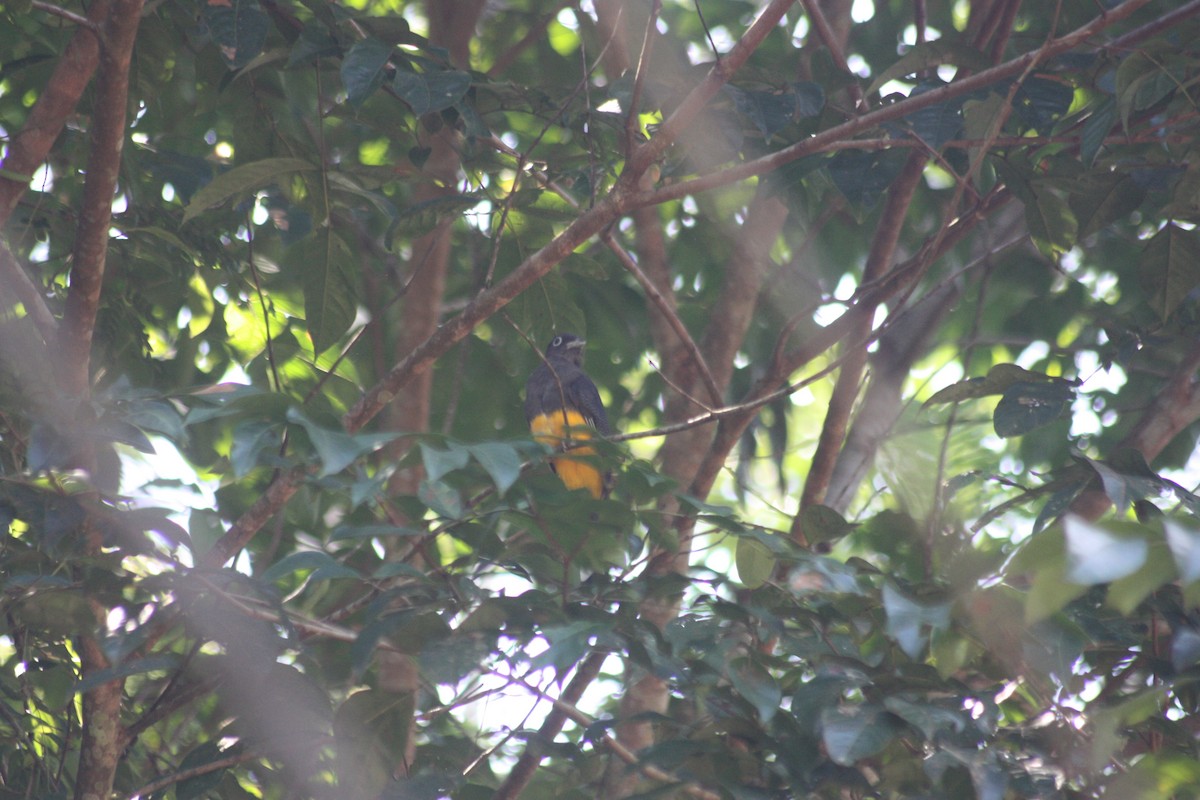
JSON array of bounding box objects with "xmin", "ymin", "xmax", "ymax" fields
[
  {"xmin": 295, "ymin": 227, "xmax": 358, "ymax": 355},
  {"xmin": 735, "ymin": 537, "xmax": 775, "ymax": 589},
  {"xmin": 728, "ymin": 657, "xmax": 782, "ymax": 722},
  {"xmin": 287, "ymin": 408, "xmax": 365, "ymax": 476},
  {"xmin": 230, "ymin": 420, "xmax": 282, "ymax": 477},
  {"xmin": 992, "ymin": 380, "xmax": 1074, "ymax": 438},
  {"xmin": 883, "ymin": 696, "xmax": 965, "ymax": 741},
  {"xmin": 926, "ymin": 363, "xmax": 1061, "ymax": 406},
  {"xmin": 1080, "ymin": 96, "xmax": 1117, "ymax": 166},
  {"xmin": 867, "ymin": 41, "xmax": 990, "ymax": 95},
  {"xmin": 820, "ymin": 706, "xmax": 899, "ymax": 765},
  {"xmin": 182, "ymin": 158, "xmax": 316, "ymax": 223},
  {"xmin": 1107, "ymin": 541, "xmax": 1175, "ymax": 614},
  {"xmin": 341, "ymin": 37, "xmax": 394, "ymax": 107},
  {"xmin": 1115, "ymin": 51, "xmax": 1177, "ymax": 130},
  {"xmin": 392, "ymin": 66, "xmax": 472, "ymax": 115},
  {"xmin": 827, "ymin": 149, "xmax": 907, "ymax": 211},
  {"xmin": 419, "ymin": 442, "xmax": 471, "ymax": 482},
  {"xmin": 1071, "ymin": 172, "xmax": 1144, "ymax": 238},
  {"xmin": 1024, "ymin": 181, "xmax": 1078, "ymax": 257},
  {"xmin": 801, "ymin": 504, "xmax": 857, "ymax": 545},
  {"xmin": 882, "ymin": 583, "xmax": 951, "ymax": 659},
  {"xmin": 203, "ymin": 0, "xmax": 268, "ymax": 69},
  {"xmin": 469, "ymin": 442, "xmax": 522, "ymax": 495},
  {"xmin": 74, "ymin": 655, "xmax": 179, "ymax": 695},
  {"xmin": 334, "ymin": 689, "xmax": 412, "ymax": 800},
  {"xmin": 418, "ymin": 479, "xmax": 463, "ymax": 519},
  {"xmin": 1140, "ymin": 223, "xmax": 1200, "ymax": 321},
  {"xmin": 388, "ymin": 193, "xmax": 480, "ymax": 242},
  {"xmin": 1063, "ymin": 516, "xmax": 1148, "ymax": 585},
  {"xmin": 261, "ymin": 550, "xmax": 360, "ymax": 583},
  {"xmin": 1164, "ymin": 519, "xmax": 1200, "ymax": 584},
  {"xmin": 288, "ymin": 21, "xmax": 340, "ymax": 67}
]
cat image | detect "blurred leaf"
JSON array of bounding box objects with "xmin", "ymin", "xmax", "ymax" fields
[
  {"xmin": 261, "ymin": 550, "xmax": 360, "ymax": 582},
  {"xmin": 993, "ymin": 380, "xmax": 1074, "ymax": 437},
  {"xmin": 288, "ymin": 22, "xmax": 340, "ymax": 67},
  {"xmin": 230, "ymin": 420, "xmax": 283, "ymax": 477},
  {"xmin": 801, "ymin": 504, "xmax": 857, "ymax": 545},
  {"xmin": 883, "ymin": 583, "xmax": 951, "ymax": 659},
  {"xmin": 735, "ymin": 537, "xmax": 775, "ymax": 589},
  {"xmin": 1080, "ymin": 96, "xmax": 1117, "ymax": 166},
  {"xmin": 728, "ymin": 657, "xmax": 782, "ymax": 722},
  {"xmin": 177, "ymin": 741, "xmax": 233, "ymax": 800},
  {"xmin": 393, "ymin": 66, "xmax": 471, "ymax": 115},
  {"xmin": 469, "ymin": 442, "xmax": 522, "ymax": 495},
  {"xmin": 1063, "ymin": 515, "xmax": 1148, "ymax": 584},
  {"xmin": 418, "ymin": 479, "xmax": 463, "ymax": 519},
  {"xmin": 183, "ymin": 158, "xmax": 315, "ymax": 223},
  {"xmin": 868, "ymin": 41, "xmax": 989, "ymax": 95},
  {"xmin": 1140, "ymin": 223, "xmax": 1200, "ymax": 321},
  {"xmin": 821, "ymin": 706, "xmax": 899, "ymax": 765},
  {"xmin": 297, "ymin": 227, "xmax": 358, "ymax": 355},
  {"xmin": 342, "ymin": 37, "xmax": 394, "ymax": 107},
  {"xmin": 74, "ymin": 655, "xmax": 179, "ymax": 695},
  {"xmin": 1164, "ymin": 519, "xmax": 1200, "ymax": 583},
  {"xmin": 420, "ymin": 441, "xmax": 471, "ymax": 482},
  {"xmin": 287, "ymin": 408, "xmax": 378, "ymax": 476},
  {"xmin": 203, "ymin": 0, "xmax": 268, "ymax": 69}
]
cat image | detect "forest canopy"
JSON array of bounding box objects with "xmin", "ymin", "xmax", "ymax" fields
[{"xmin": 3, "ymin": 1, "xmax": 1200, "ymax": 799}]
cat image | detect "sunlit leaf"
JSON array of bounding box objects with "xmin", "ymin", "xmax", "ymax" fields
[
  {"xmin": 183, "ymin": 158, "xmax": 316, "ymax": 223},
  {"xmin": 296, "ymin": 227, "xmax": 358, "ymax": 355},
  {"xmin": 261, "ymin": 550, "xmax": 360, "ymax": 582},
  {"xmin": 1063, "ymin": 515, "xmax": 1148, "ymax": 585}
]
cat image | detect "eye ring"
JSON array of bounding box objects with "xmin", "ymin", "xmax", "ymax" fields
[{"xmin": 551, "ymin": 335, "xmax": 563, "ymax": 347}]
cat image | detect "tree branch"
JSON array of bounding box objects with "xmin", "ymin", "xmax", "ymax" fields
[
  {"xmin": 628, "ymin": 0, "xmax": 1156, "ymax": 210},
  {"xmin": 0, "ymin": 0, "xmax": 110, "ymax": 227},
  {"xmin": 493, "ymin": 652, "xmax": 608, "ymax": 800},
  {"xmin": 624, "ymin": 0, "xmax": 797, "ymax": 179},
  {"xmin": 0, "ymin": 238, "xmax": 56, "ymax": 344},
  {"xmin": 59, "ymin": 0, "xmax": 144, "ymax": 396}
]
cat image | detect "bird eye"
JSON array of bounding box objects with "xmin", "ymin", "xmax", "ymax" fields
[{"xmin": 551, "ymin": 336, "xmax": 562, "ymax": 347}]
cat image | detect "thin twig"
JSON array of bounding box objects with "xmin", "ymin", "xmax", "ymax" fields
[
  {"xmin": 31, "ymin": 0, "xmax": 102, "ymax": 33},
  {"xmin": 800, "ymin": 0, "xmax": 865, "ymax": 109}
]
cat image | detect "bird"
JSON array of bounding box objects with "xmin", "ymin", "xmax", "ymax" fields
[{"xmin": 524, "ymin": 333, "xmax": 612, "ymax": 499}]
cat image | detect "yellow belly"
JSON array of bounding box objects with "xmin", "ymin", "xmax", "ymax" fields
[{"xmin": 530, "ymin": 409, "xmax": 603, "ymax": 499}]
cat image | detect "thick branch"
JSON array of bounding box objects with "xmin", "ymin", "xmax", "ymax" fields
[
  {"xmin": 59, "ymin": 0, "xmax": 143, "ymax": 396},
  {"xmin": 493, "ymin": 652, "xmax": 608, "ymax": 800},
  {"xmin": 794, "ymin": 154, "xmax": 927, "ymax": 537},
  {"xmin": 0, "ymin": 238, "xmax": 56, "ymax": 344},
  {"xmin": 0, "ymin": 0, "xmax": 110, "ymax": 227}
]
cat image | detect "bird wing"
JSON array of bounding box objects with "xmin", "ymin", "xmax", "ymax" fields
[{"xmin": 566, "ymin": 372, "xmax": 611, "ymax": 435}]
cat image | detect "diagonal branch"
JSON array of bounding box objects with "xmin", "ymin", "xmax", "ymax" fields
[
  {"xmin": 624, "ymin": 0, "xmax": 797, "ymax": 179},
  {"xmin": 0, "ymin": 0, "xmax": 110, "ymax": 227},
  {"xmin": 628, "ymin": 0, "xmax": 1155, "ymax": 210}
]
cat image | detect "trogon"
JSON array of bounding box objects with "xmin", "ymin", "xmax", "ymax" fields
[{"xmin": 524, "ymin": 333, "xmax": 612, "ymax": 499}]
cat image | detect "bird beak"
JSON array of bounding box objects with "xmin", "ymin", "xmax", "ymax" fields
[{"xmin": 568, "ymin": 339, "xmax": 586, "ymax": 349}]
